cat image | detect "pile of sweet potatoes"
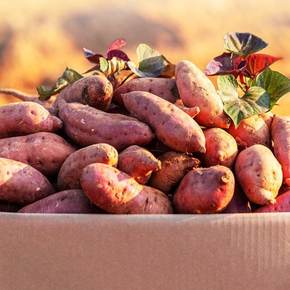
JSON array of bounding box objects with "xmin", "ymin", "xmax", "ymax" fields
[{"xmin": 0, "ymin": 59, "xmax": 289, "ymax": 215}]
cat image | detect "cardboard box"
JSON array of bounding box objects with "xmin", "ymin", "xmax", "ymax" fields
[{"xmin": 1, "ymin": 212, "xmax": 290, "ymax": 290}]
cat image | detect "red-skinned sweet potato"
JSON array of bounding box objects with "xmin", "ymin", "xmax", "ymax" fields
[
  {"xmin": 121, "ymin": 91, "xmax": 205, "ymax": 153},
  {"xmin": 174, "ymin": 165, "xmax": 235, "ymax": 213},
  {"xmin": 57, "ymin": 143, "xmax": 118, "ymax": 190},
  {"xmin": 0, "ymin": 132, "xmax": 75, "ymax": 175},
  {"xmin": 80, "ymin": 163, "xmax": 172, "ymax": 214},
  {"xmin": 175, "ymin": 60, "xmax": 230, "ymax": 128},
  {"xmin": 118, "ymin": 145, "xmax": 161, "ymax": 184},
  {"xmin": 271, "ymin": 116, "xmax": 290, "ymax": 186},
  {"xmin": 235, "ymin": 144, "xmax": 283, "ymax": 205}
]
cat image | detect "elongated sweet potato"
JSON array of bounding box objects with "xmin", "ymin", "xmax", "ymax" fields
[
  {"xmin": 58, "ymin": 99, "xmax": 154, "ymax": 150},
  {"xmin": 228, "ymin": 115, "xmax": 270, "ymax": 148},
  {"xmin": 175, "ymin": 60, "xmax": 230, "ymax": 128},
  {"xmin": 114, "ymin": 77, "xmax": 177, "ymax": 104},
  {"xmin": 174, "ymin": 165, "xmax": 235, "ymax": 213},
  {"xmin": 58, "ymin": 143, "xmax": 118, "ymax": 190},
  {"xmin": 54, "ymin": 75, "xmax": 113, "ymax": 111},
  {"xmin": 271, "ymin": 116, "xmax": 290, "ymax": 186},
  {"xmin": 235, "ymin": 144, "xmax": 283, "ymax": 205},
  {"xmin": 18, "ymin": 189, "xmax": 100, "ymax": 214},
  {"xmin": 204, "ymin": 128, "xmax": 238, "ymax": 167},
  {"xmin": 0, "ymin": 158, "xmax": 54, "ymax": 204},
  {"xmin": 223, "ymin": 186, "xmax": 251, "ymax": 213},
  {"xmin": 0, "ymin": 132, "xmax": 75, "ymax": 175},
  {"xmin": 150, "ymin": 151, "xmax": 200, "ymax": 193},
  {"xmin": 118, "ymin": 145, "xmax": 161, "ymax": 184},
  {"xmin": 80, "ymin": 163, "xmax": 172, "ymax": 214},
  {"xmin": 121, "ymin": 91, "xmax": 205, "ymax": 153},
  {"xmin": 256, "ymin": 190, "xmax": 290, "ymax": 213},
  {"xmin": 0, "ymin": 102, "xmax": 62, "ymax": 137}
]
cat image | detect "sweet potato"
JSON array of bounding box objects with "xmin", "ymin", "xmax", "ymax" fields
[
  {"xmin": 228, "ymin": 115, "xmax": 270, "ymax": 148},
  {"xmin": 118, "ymin": 145, "xmax": 161, "ymax": 184},
  {"xmin": 235, "ymin": 144, "xmax": 283, "ymax": 205},
  {"xmin": 0, "ymin": 201, "xmax": 20, "ymax": 212},
  {"xmin": 204, "ymin": 128, "xmax": 238, "ymax": 167},
  {"xmin": 150, "ymin": 151, "xmax": 200, "ymax": 193},
  {"xmin": 0, "ymin": 102, "xmax": 62, "ymax": 137},
  {"xmin": 57, "ymin": 99, "xmax": 154, "ymax": 150},
  {"xmin": 223, "ymin": 186, "xmax": 251, "ymax": 213},
  {"xmin": 114, "ymin": 77, "xmax": 177, "ymax": 104},
  {"xmin": 0, "ymin": 158, "xmax": 54, "ymax": 204},
  {"xmin": 174, "ymin": 165, "xmax": 235, "ymax": 213},
  {"xmin": 18, "ymin": 189, "xmax": 100, "ymax": 214},
  {"xmin": 58, "ymin": 143, "xmax": 118, "ymax": 190},
  {"xmin": 80, "ymin": 163, "xmax": 172, "ymax": 214},
  {"xmin": 271, "ymin": 116, "xmax": 290, "ymax": 186},
  {"xmin": 121, "ymin": 91, "xmax": 206, "ymax": 153},
  {"xmin": 260, "ymin": 111, "xmax": 274, "ymax": 128},
  {"xmin": 174, "ymin": 99, "xmax": 200, "ymax": 118},
  {"xmin": 0, "ymin": 132, "xmax": 75, "ymax": 175},
  {"xmin": 54, "ymin": 75, "xmax": 113, "ymax": 111},
  {"xmin": 175, "ymin": 60, "xmax": 230, "ymax": 128}
]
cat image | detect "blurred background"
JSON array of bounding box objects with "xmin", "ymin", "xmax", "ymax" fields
[{"xmin": 0, "ymin": 0, "xmax": 289, "ymax": 114}]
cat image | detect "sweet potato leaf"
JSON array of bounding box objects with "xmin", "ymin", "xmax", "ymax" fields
[
  {"xmin": 256, "ymin": 68, "xmax": 290, "ymax": 108},
  {"xmin": 107, "ymin": 38, "xmax": 127, "ymax": 53},
  {"xmin": 37, "ymin": 68, "xmax": 83, "ymax": 100},
  {"xmin": 107, "ymin": 49, "xmax": 129, "ymax": 61},
  {"xmin": 224, "ymin": 32, "xmax": 268, "ymax": 56}
]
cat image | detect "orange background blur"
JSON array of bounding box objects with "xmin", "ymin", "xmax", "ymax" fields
[{"xmin": 0, "ymin": 0, "xmax": 289, "ymax": 114}]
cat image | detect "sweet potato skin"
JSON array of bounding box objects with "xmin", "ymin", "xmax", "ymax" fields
[
  {"xmin": 121, "ymin": 91, "xmax": 206, "ymax": 153},
  {"xmin": 223, "ymin": 186, "xmax": 251, "ymax": 213},
  {"xmin": 58, "ymin": 100, "xmax": 154, "ymax": 150},
  {"xmin": 0, "ymin": 102, "xmax": 62, "ymax": 137},
  {"xmin": 204, "ymin": 128, "xmax": 238, "ymax": 167},
  {"xmin": 80, "ymin": 163, "xmax": 172, "ymax": 214},
  {"xmin": 18, "ymin": 189, "xmax": 100, "ymax": 214},
  {"xmin": 118, "ymin": 145, "xmax": 161, "ymax": 184},
  {"xmin": 175, "ymin": 60, "xmax": 230, "ymax": 128},
  {"xmin": 0, "ymin": 158, "xmax": 54, "ymax": 204},
  {"xmin": 174, "ymin": 165, "xmax": 235, "ymax": 213},
  {"xmin": 57, "ymin": 143, "xmax": 118, "ymax": 190},
  {"xmin": 271, "ymin": 116, "xmax": 290, "ymax": 186},
  {"xmin": 114, "ymin": 77, "xmax": 177, "ymax": 104},
  {"xmin": 0, "ymin": 132, "xmax": 75, "ymax": 175},
  {"xmin": 228, "ymin": 115, "xmax": 270, "ymax": 148},
  {"xmin": 55, "ymin": 75, "xmax": 113, "ymax": 111},
  {"xmin": 150, "ymin": 151, "xmax": 200, "ymax": 193},
  {"xmin": 256, "ymin": 190, "xmax": 290, "ymax": 213},
  {"xmin": 235, "ymin": 144, "xmax": 283, "ymax": 205}
]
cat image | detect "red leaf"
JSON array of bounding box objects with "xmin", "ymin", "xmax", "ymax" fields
[
  {"xmin": 83, "ymin": 48, "xmax": 103, "ymax": 64},
  {"xmin": 243, "ymin": 53, "xmax": 282, "ymax": 78},
  {"xmin": 107, "ymin": 38, "xmax": 127, "ymax": 54},
  {"xmin": 107, "ymin": 49, "xmax": 130, "ymax": 61}
]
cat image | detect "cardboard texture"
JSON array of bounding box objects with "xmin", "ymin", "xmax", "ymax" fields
[{"xmin": 1, "ymin": 213, "xmax": 290, "ymax": 290}]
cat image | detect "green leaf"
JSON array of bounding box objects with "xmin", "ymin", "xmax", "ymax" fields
[
  {"xmin": 99, "ymin": 57, "xmax": 109, "ymax": 73},
  {"xmin": 218, "ymin": 75, "xmax": 270, "ymax": 126},
  {"xmin": 37, "ymin": 68, "xmax": 83, "ymax": 100},
  {"xmin": 256, "ymin": 68, "xmax": 290, "ymax": 108},
  {"xmin": 136, "ymin": 43, "xmax": 161, "ymax": 62},
  {"xmin": 224, "ymin": 32, "xmax": 268, "ymax": 56}
]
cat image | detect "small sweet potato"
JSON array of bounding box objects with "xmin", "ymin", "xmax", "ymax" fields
[
  {"xmin": 118, "ymin": 145, "xmax": 161, "ymax": 184},
  {"xmin": 58, "ymin": 100, "xmax": 154, "ymax": 150},
  {"xmin": 18, "ymin": 189, "xmax": 100, "ymax": 214},
  {"xmin": 149, "ymin": 151, "xmax": 200, "ymax": 193},
  {"xmin": 223, "ymin": 186, "xmax": 251, "ymax": 213},
  {"xmin": 114, "ymin": 77, "xmax": 177, "ymax": 104},
  {"xmin": 235, "ymin": 144, "xmax": 283, "ymax": 205},
  {"xmin": 58, "ymin": 143, "xmax": 118, "ymax": 190},
  {"xmin": 0, "ymin": 102, "xmax": 62, "ymax": 137},
  {"xmin": 0, "ymin": 158, "xmax": 54, "ymax": 204},
  {"xmin": 80, "ymin": 163, "xmax": 172, "ymax": 214},
  {"xmin": 228, "ymin": 115, "xmax": 270, "ymax": 148},
  {"xmin": 271, "ymin": 116, "xmax": 290, "ymax": 186},
  {"xmin": 174, "ymin": 165, "xmax": 235, "ymax": 213},
  {"xmin": 54, "ymin": 75, "xmax": 113, "ymax": 111},
  {"xmin": 121, "ymin": 91, "xmax": 206, "ymax": 153},
  {"xmin": 0, "ymin": 132, "xmax": 75, "ymax": 175},
  {"xmin": 204, "ymin": 128, "xmax": 238, "ymax": 167},
  {"xmin": 175, "ymin": 60, "xmax": 230, "ymax": 128}
]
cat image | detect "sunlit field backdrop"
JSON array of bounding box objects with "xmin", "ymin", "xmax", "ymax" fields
[{"xmin": 0, "ymin": 0, "xmax": 289, "ymax": 114}]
